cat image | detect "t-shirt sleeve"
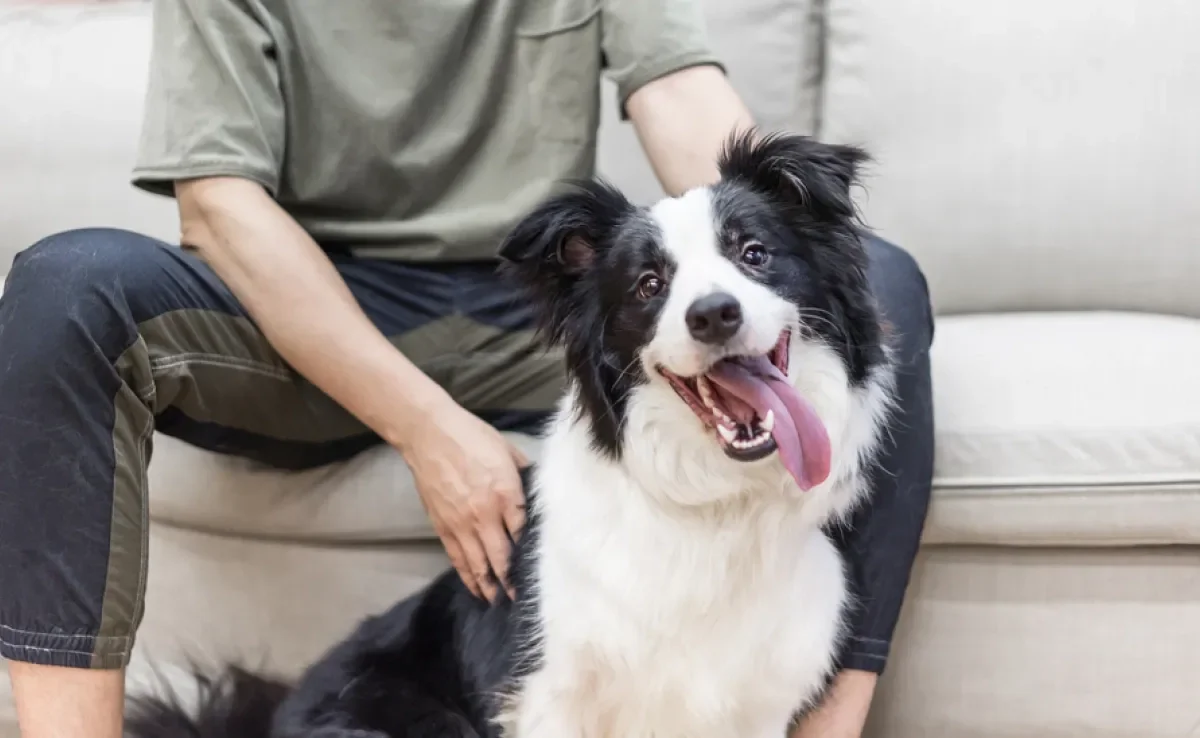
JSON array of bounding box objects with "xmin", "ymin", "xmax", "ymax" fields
[
  {"xmin": 132, "ymin": 0, "xmax": 285, "ymax": 198},
  {"xmin": 599, "ymin": 0, "xmax": 725, "ymax": 118}
]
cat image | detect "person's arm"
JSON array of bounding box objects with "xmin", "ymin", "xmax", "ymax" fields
[
  {"xmin": 175, "ymin": 178, "xmax": 442, "ymax": 452},
  {"xmin": 603, "ymin": 3, "xmax": 880, "ymax": 734},
  {"xmin": 176, "ymin": 177, "xmax": 528, "ymax": 602},
  {"xmin": 626, "ymin": 64, "xmax": 754, "ymax": 197},
  {"xmin": 133, "ymin": 0, "xmax": 525, "ymax": 602},
  {"xmin": 598, "ymin": 0, "xmax": 753, "ymax": 197}
]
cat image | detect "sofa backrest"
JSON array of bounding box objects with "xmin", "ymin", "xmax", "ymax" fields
[
  {"xmin": 596, "ymin": 0, "xmax": 823, "ymax": 204},
  {"xmin": 816, "ymin": 0, "xmax": 1200, "ymax": 318},
  {"xmin": 0, "ymin": 3, "xmax": 180, "ymax": 266},
  {"xmin": 4, "ymin": 0, "xmax": 1198, "ymax": 321},
  {"xmin": 2, "ymin": 0, "xmax": 819, "ymax": 270}
]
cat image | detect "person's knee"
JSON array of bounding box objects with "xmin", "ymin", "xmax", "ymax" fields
[
  {"xmin": 8, "ymin": 228, "xmax": 156, "ymax": 293},
  {"xmin": 4, "ymin": 228, "xmax": 164, "ymax": 330},
  {"xmin": 863, "ymin": 235, "xmax": 934, "ymax": 361}
]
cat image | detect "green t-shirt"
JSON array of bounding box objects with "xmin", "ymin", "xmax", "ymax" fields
[{"xmin": 132, "ymin": 0, "xmax": 722, "ymax": 261}]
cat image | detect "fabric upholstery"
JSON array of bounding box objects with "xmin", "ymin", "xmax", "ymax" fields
[
  {"xmin": 8, "ymin": 535, "xmax": 1199, "ymax": 738},
  {"xmin": 869, "ymin": 546, "xmax": 1200, "ymax": 738},
  {"xmin": 128, "ymin": 525, "xmax": 449, "ymax": 682},
  {"xmin": 820, "ymin": 0, "xmax": 1200, "ymax": 318},
  {"xmin": 147, "ymin": 433, "xmax": 540, "ymax": 542},
  {"xmin": 0, "ymin": 3, "xmax": 178, "ymax": 269},
  {"xmin": 926, "ymin": 312, "xmax": 1200, "ymax": 546}
]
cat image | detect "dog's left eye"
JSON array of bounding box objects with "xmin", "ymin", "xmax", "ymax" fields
[
  {"xmin": 740, "ymin": 243, "xmax": 768, "ymax": 267},
  {"xmin": 636, "ymin": 273, "xmax": 664, "ymax": 300}
]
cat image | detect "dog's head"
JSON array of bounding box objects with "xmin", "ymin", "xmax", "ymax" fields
[{"xmin": 500, "ymin": 132, "xmax": 886, "ymax": 502}]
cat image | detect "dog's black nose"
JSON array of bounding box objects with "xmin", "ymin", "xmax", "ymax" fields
[{"xmin": 686, "ymin": 292, "xmax": 743, "ymax": 344}]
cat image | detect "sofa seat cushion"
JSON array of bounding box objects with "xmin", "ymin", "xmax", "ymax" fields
[
  {"xmin": 147, "ymin": 432, "xmax": 541, "ymax": 542},
  {"xmin": 149, "ymin": 311, "xmax": 1200, "ymax": 547},
  {"xmin": 924, "ymin": 312, "xmax": 1200, "ymax": 547}
]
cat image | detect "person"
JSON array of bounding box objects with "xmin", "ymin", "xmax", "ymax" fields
[{"xmin": 0, "ymin": 0, "xmax": 934, "ymax": 735}]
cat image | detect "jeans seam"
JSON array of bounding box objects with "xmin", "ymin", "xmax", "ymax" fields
[
  {"xmin": 150, "ymin": 353, "xmax": 293, "ymax": 382},
  {"xmin": 848, "ymin": 635, "xmax": 889, "ymax": 645},
  {"xmin": 0, "ymin": 625, "xmax": 132, "ymax": 657},
  {"xmin": 132, "ymin": 410, "xmax": 154, "ymax": 633}
]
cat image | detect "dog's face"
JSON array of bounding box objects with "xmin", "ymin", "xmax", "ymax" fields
[{"xmin": 500, "ymin": 132, "xmax": 885, "ymax": 498}]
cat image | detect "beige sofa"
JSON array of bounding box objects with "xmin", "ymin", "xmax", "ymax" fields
[{"xmin": 3, "ymin": 2, "xmax": 1199, "ymax": 737}]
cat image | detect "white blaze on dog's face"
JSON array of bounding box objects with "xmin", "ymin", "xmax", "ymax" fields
[
  {"xmin": 499, "ymin": 133, "xmax": 887, "ymax": 501},
  {"xmin": 629, "ymin": 184, "xmax": 836, "ymax": 495},
  {"xmin": 642, "ymin": 188, "xmax": 797, "ymax": 379}
]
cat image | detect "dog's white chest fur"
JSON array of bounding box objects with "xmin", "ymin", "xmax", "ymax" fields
[{"xmin": 502, "ymin": 407, "xmax": 857, "ymax": 737}]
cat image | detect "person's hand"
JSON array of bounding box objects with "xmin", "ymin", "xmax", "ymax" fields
[{"xmin": 396, "ymin": 396, "xmax": 530, "ymax": 603}]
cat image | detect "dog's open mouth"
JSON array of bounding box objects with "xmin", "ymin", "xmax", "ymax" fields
[{"xmin": 658, "ymin": 331, "xmax": 832, "ymax": 491}]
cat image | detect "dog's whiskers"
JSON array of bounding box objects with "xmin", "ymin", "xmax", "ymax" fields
[{"xmin": 795, "ymin": 307, "xmax": 860, "ymax": 357}]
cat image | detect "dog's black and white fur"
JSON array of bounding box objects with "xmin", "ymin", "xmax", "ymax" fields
[{"xmin": 126, "ymin": 132, "xmax": 895, "ymax": 738}]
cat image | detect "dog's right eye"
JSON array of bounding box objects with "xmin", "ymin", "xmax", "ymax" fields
[
  {"xmin": 636, "ymin": 273, "xmax": 664, "ymax": 300},
  {"xmin": 740, "ymin": 242, "xmax": 769, "ymax": 267}
]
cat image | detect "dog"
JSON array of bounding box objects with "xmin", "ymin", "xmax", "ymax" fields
[{"xmin": 125, "ymin": 131, "xmax": 895, "ymax": 738}]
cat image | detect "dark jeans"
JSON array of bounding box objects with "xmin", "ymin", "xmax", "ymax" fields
[{"xmin": 0, "ymin": 228, "xmax": 933, "ymax": 672}]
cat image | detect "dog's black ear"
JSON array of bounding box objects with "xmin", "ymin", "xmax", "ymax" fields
[
  {"xmin": 499, "ymin": 180, "xmax": 632, "ymax": 275},
  {"xmin": 718, "ymin": 130, "xmax": 869, "ymax": 220},
  {"xmin": 498, "ymin": 180, "xmax": 633, "ymax": 342},
  {"xmin": 498, "ymin": 204, "xmax": 597, "ymax": 278}
]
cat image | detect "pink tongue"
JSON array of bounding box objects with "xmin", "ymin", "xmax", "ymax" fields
[{"xmin": 707, "ymin": 356, "xmax": 832, "ymax": 491}]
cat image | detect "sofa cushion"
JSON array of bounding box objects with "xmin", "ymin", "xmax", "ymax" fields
[
  {"xmin": 868, "ymin": 545, "xmax": 1200, "ymax": 738},
  {"xmin": 925, "ymin": 312, "xmax": 1200, "ymax": 546},
  {"xmin": 819, "ymin": 0, "xmax": 1200, "ymax": 318},
  {"xmin": 148, "ymin": 311, "xmax": 1200, "ymax": 547},
  {"xmin": 147, "ymin": 432, "xmax": 540, "ymax": 542}
]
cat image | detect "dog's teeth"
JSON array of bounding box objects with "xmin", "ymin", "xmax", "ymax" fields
[
  {"xmin": 717, "ymin": 424, "xmax": 738, "ymax": 444},
  {"xmin": 697, "ymin": 377, "xmax": 716, "ymax": 408},
  {"xmin": 761, "ymin": 409, "xmax": 775, "ymax": 433}
]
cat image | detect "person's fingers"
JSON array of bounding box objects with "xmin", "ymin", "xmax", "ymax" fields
[
  {"xmin": 440, "ymin": 532, "xmax": 482, "ymax": 600},
  {"xmin": 479, "ymin": 516, "xmax": 516, "ymax": 601},
  {"xmin": 459, "ymin": 533, "xmax": 498, "ymax": 603},
  {"xmin": 502, "ymin": 494, "xmax": 527, "ymax": 545},
  {"xmin": 497, "ymin": 457, "xmax": 529, "ymax": 542},
  {"xmin": 507, "ymin": 439, "xmax": 531, "ymax": 468}
]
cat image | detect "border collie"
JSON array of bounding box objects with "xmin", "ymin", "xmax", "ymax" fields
[{"xmin": 126, "ymin": 131, "xmax": 895, "ymax": 738}]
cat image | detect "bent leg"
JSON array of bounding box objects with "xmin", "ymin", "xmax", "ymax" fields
[
  {"xmin": 0, "ymin": 229, "xmax": 385, "ymax": 661},
  {"xmin": 0, "ymin": 229, "xmax": 388, "ymax": 735},
  {"xmin": 830, "ymin": 235, "xmax": 936, "ymax": 673}
]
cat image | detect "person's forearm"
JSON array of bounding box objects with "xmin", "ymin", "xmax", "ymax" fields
[
  {"xmin": 625, "ymin": 64, "xmax": 755, "ymax": 197},
  {"xmin": 175, "ymin": 176, "xmax": 451, "ymax": 450}
]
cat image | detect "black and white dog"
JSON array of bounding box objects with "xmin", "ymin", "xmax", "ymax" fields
[{"xmin": 127, "ymin": 132, "xmax": 895, "ymax": 738}]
